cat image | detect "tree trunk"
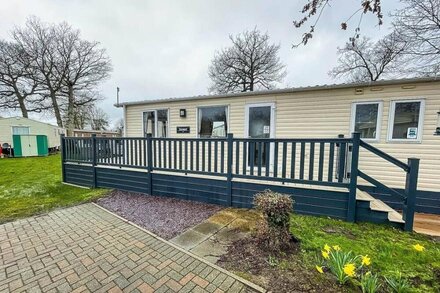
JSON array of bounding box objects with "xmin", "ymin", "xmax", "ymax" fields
[
  {"xmin": 18, "ymin": 99, "xmax": 28, "ymax": 118},
  {"xmin": 49, "ymin": 90, "xmax": 63, "ymax": 128},
  {"xmin": 66, "ymin": 85, "xmax": 75, "ymax": 136},
  {"xmin": 13, "ymin": 86, "xmax": 29, "ymax": 118},
  {"xmin": 17, "ymin": 96, "xmax": 28, "ymax": 118}
]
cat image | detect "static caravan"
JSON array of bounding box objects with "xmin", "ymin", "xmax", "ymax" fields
[
  {"xmin": 117, "ymin": 77, "xmax": 440, "ymax": 216},
  {"xmin": 0, "ymin": 117, "xmax": 65, "ymax": 156}
]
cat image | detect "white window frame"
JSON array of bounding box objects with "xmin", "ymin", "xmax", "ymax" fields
[
  {"xmin": 244, "ymin": 102, "xmax": 276, "ymax": 139},
  {"xmin": 387, "ymin": 98, "xmax": 425, "ymax": 143},
  {"xmin": 350, "ymin": 101, "xmax": 383, "ymax": 142},
  {"xmin": 196, "ymin": 105, "xmax": 229, "ymax": 138},
  {"xmin": 11, "ymin": 126, "xmax": 30, "ymax": 135},
  {"xmin": 244, "ymin": 102, "xmax": 276, "ymax": 169},
  {"xmin": 141, "ymin": 108, "xmax": 169, "ymax": 138}
]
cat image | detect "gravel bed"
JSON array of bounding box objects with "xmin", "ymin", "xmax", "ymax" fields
[{"xmin": 96, "ymin": 190, "xmax": 224, "ymax": 240}]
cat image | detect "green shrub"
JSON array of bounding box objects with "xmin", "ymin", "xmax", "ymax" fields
[
  {"xmin": 360, "ymin": 272, "xmax": 381, "ymax": 293},
  {"xmin": 384, "ymin": 272, "xmax": 410, "ymax": 293},
  {"xmin": 253, "ymin": 189, "xmax": 294, "ymax": 250}
]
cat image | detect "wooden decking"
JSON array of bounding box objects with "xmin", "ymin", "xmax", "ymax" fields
[{"xmin": 414, "ymin": 213, "xmax": 440, "ymax": 237}]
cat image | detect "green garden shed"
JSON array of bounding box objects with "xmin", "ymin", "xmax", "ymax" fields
[{"xmin": 12, "ymin": 135, "xmax": 49, "ymax": 157}]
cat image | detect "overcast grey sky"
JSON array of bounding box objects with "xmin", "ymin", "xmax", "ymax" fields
[{"xmin": 0, "ymin": 0, "xmax": 402, "ymax": 126}]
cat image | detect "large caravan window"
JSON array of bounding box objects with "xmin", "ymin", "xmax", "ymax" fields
[
  {"xmin": 143, "ymin": 109, "xmax": 168, "ymax": 137},
  {"xmin": 12, "ymin": 126, "xmax": 30, "ymax": 135},
  {"xmin": 351, "ymin": 102, "xmax": 382, "ymax": 140},
  {"xmin": 388, "ymin": 100, "xmax": 424, "ymax": 141},
  {"xmin": 198, "ymin": 106, "xmax": 228, "ymax": 137}
]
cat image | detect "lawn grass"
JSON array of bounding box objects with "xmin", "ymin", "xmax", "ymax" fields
[
  {"xmin": 0, "ymin": 154, "xmax": 107, "ymax": 223},
  {"xmin": 290, "ymin": 214, "xmax": 440, "ymax": 292}
]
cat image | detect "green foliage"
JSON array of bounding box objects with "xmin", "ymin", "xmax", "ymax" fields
[
  {"xmin": 254, "ymin": 189, "xmax": 293, "ymax": 228},
  {"xmin": 253, "ymin": 190, "xmax": 294, "ymax": 250},
  {"xmin": 0, "ymin": 155, "xmax": 107, "ymax": 222},
  {"xmin": 385, "ymin": 272, "xmax": 411, "ymax": 293},
  {"xmin": 267, "ymin": 255, "xmax": 279, "ymax": 267},
  {"xmin": 325, "ymin": 249, "xmax": 359, "ymax": 284},
  {"xmin": 290, "ymin": 214, "xmax": 440, "ymax": 292},
  {"xmin": 360, "ymin": 272, "xmax": 381, "ymax": 293}
]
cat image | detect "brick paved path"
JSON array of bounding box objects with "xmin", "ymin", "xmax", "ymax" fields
[{"xmin": 0, "ymin": 204, "xmax": 261, "ymax": 292}]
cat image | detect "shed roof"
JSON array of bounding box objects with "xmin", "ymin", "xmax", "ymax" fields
[
  {"xmin": 115, "ymin": 76, "xmax": 440, "ymax": 108},
  {"xmin": 0, "ymin": 116, "xmax": 62, "ymax": 128}
]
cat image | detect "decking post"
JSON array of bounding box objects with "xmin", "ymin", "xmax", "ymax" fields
[
  {"xmin": 347, "ymin": 132, "xmax": 360, "ymax": 222},
  {"xmin": 146, "ymin": 133, "xmax": 153, "ymax": 195},
  {"xmin": 60, "ymin": 134, "xmax": 66, "ymax": 183},
  {"xmin": 403, "ymin": 158, "xmax": 420, "ymax": 231},
  {"xmin": 226, "ymin": 133, "xmax": 233, "ymax": 206},
  {"xmin": 91, "ymin": 134, "xmax": 97, "ymax": 188}
]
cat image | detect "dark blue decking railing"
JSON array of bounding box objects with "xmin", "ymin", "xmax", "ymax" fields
[{"xmin": 61, "ymin": 133, "xmax": 419, "ymax": 231}]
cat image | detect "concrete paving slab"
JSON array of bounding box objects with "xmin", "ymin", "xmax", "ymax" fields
[
  {"xmin": 192, "ymin": 221, "xmax": 224, "ymax": 236},
  {"xmin": 170, "ymin": 229, "xmax": 209, "ymax": 250}
]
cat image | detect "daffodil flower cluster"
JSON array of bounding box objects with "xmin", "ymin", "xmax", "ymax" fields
[{"xmin": 315, "ymin": 243, "xmax": 424, "ymax": 292}]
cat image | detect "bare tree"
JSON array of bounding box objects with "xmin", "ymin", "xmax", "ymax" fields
[
  {"xmin": 54, "ymin": 23, "xmax": 111, "ymax": 134},
  {"xmin": 89, "ymin": 106, "xmax": 109, "ymax": 130},
  {"xmin": 65, "ymin": 103, "xmax": 109, "ymax": 130},
  {"xmin": 12, "ymin": 17, "xmax": 65, "ymax": 126},
  {"xmin": 329, "ymin": 33, "xmax": 407, "ymax": 82},
  {"xmin": 0, "ymin": 40, "xmax": 46, "ymax": 117},
  {"xmin": 12, "ymin": 17, "xmax": 112, "ymax": 132},
  {"xmin": 293, "ymin": 0, "xmax": 383, "ymax": 46},
  {"xmin": 393, "ymin": 0, "xmax": 440, "ymax": 75},
  {"xmin": 208, "ymin": 28, "xmax": 286, "ymax": 94},
  {"xmin": 113, "ymin": 118, "xmax": 124, "ymax": 135}
]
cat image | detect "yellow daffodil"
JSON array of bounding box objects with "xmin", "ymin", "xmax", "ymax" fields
[
  {"xmin": 324, "ymin": 244, "xmax": 331, "ymax": 253},
  {"xmin": 332, "ymin": 245, "xmax": 341, "ymax": 251},
  {"xmin": 361, "ymin": 255, "xmax": 371, "ymax": 266},
  {"xmin": 413, "ymin": 244, "xmax": 425, "ymax": 252},
  {"xmin": 315, "ymin": 265, "xmax": 324, "ymax": 274},
  {"xmin": 343, "ymin": 263, "xmax": 356, "ymax": 277},
  {"xmin": 321, "ymin": 250, "xmax": 330, "ymax": 259}
]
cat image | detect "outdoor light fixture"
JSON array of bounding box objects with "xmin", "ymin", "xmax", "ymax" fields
[{"xmin": 180, "ymin": 109, "xmax": 186, "ymax": 118}]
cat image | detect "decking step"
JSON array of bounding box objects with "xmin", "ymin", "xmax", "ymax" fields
[{"xmin": 356, "ymin": 189, "xmax": 404, "ymax": 224}]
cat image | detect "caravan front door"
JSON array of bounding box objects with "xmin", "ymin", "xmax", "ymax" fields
[{"xmin": 245, "ymin": 103, "xmax": 275, "ymax": 167}]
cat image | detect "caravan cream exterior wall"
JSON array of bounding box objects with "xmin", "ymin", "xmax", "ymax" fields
[
  {"xmin": 0, "ymin": 117, "xmax": 64, "ymax": 148},
  {"xmin": 124, "ymin": 81, "xmax": 440, "ymax": 192}
]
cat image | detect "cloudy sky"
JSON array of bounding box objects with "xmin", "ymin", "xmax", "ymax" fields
[{"xmin": 0, "ymin": 0, "xmax": 402, "ymax": 126}]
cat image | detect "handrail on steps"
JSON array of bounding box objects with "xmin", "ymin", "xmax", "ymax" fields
[{"xmin": 357, "ymin": 138, "xmax": 420, "ymax": 231}]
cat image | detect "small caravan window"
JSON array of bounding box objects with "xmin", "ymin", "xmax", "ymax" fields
[
  {"xmin": 388, "ymin": 100, "xmax": 424, "ymax": 142},
  {"xmin": 350, "ymin": 102, "xmax": 382, "ymax": 140},
  {"xmin": 12, "ymin": 126, "xmax": 30, "ymax": 135},
  {"xmin": 198, "ymin": 106, "xmax": 228, "ymax": 137},
  {"xmin": 143, "ymin": 109, "xmax": 168, "ymax": 137}
]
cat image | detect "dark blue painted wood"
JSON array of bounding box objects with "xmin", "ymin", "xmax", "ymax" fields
[
  {"xmin": 299, "ymin": 142, "xmax": 305, "ymax": 179},
  {"xmin": 226, "ymin": 133, "xmax": 233, "ymax": 206},
  {"xmin": 282, "ymin": 142, "xmax": 287, "ymax": 178},
  {"xmin": 308, "ymin": 142, "xmax": 315, "ymax": 180},
  {"xmin": 403, "ymin": 158, "xmax": 420, "ymax": 231},
  {"xmin": 257, "ymin": 141, "xmax": 262, "ymax": 177},
  {"xmin": 318, "ymin": 143, "xmax": 324, "ymax": 181},
  {"xmin": 242, "ymin": 141, "xmax": 247, "ymax": 175},
  {"xmin": 360, "ymin": 140, "xmax": 409, "ymax": 171},
  {"xmin": 337, "ymin": 140, "xmax": 346, "ymax": 183},
  {"xmin": 347, "ymin": 132, "xmax": 360, "ymax": 222},
  {"xmin": 249, "ymin": 141, "xmax": 255, "ymax": 175}
]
